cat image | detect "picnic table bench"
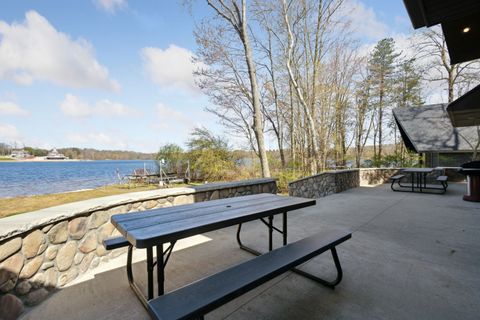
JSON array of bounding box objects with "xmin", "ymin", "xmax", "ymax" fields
[{"xmin": 104, "ymin": 193, "xmax": 352, "ymax": 319}]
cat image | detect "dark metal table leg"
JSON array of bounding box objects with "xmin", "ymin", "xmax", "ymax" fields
[
  {"xmin": 146, "ymin": 247, "xmax": 154, "ymax": 300},
  {"xmin": 156, "ymin": 245, "xmax": 164, "ymax": 296},
  {"xmin": 126, "ymin": 245, "xmax": 148, "ymax": 308},
  {"xmin": 236, "ymin": 223, "xmax": 262, "ymax": 256},
  {"xmin": 268, "ymin": 215, "xmax": 273, "ymax": 251},
  {"xmin": 411, "ymin": 173, "xmax": 414, "ymax": 192},
  {"xmin": 237, "ymin": 215, "xmax": 285, "ymax": 256},
  {"xmin": 125, "ymin": 242, "xmax": 176, "ymax": 310}
]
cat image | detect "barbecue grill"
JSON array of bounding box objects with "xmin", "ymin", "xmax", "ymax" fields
[{"xmin": 459, "ymin": 161, "xmax": 480, "ymax": 202}]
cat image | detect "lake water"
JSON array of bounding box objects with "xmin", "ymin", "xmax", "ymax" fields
[{"xmin": 0, "ymin": 160, "xmax": 157, "ymax": 198}]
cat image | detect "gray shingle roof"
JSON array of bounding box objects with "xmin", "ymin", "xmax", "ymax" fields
[{"xmin": 393, "ymin": 104, "xmax": 478, "ymax": 153}]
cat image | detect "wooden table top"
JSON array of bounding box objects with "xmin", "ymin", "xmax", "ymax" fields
[{"xmin": 111, "ymin": 193, "xmax": 316, "ymax": 248}]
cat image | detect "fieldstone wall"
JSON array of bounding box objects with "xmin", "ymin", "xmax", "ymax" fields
[
  {"xmin": 359, "ymin": 168, "xmax": 401, "ymax": 185},
  {"xmin": 289, "ymin": 168, "xmax": 401, "ymax": 198},
  {"xmin": 0, "ymin": 178, "xmax": 276, "ymax": 319}
]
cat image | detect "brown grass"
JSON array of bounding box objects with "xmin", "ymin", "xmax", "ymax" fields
[{"xmin": 0, "ymin": 184, "xmax": 160, "ymax": 219}]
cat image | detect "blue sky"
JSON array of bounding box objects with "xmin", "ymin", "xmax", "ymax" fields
[{"xmin": 0, "ymin": 0, "xmax": 413, "ymax": 153}]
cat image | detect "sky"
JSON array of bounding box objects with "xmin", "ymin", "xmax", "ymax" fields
[{"xmin": 0, "ymin": 0, "xmax": 417, "ymax": 153}]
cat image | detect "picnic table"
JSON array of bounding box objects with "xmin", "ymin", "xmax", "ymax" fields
[
  {"xmin": 390, "ymin": 168, "xmax": 448, "ymax": 194},
  {"xmin": 105, "ymin": 193, "xmax": 351, "ymax": 319}
]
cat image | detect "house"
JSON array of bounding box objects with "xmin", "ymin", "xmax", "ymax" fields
[
  {"xmin": 10, "ymin": 149, "xmax": 31, "ymax": 159},
  {"xmin": 46, "ymin": 148, "xmax": 68, "ymax": 160},
  {"xmin": 403, "ymin": 0, "xmax": 480, "ymax": 127},
  {"xmin": 393, "ymin": 104, "xmax": 477, "ymax": 167}
]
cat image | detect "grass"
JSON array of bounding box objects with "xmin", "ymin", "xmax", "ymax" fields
[{"xmin": 0, "ymin": 184, "xmax": 161, "ymax": 219}]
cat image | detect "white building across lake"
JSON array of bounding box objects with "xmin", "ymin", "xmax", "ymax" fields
[{"xmin": 46, "ymin": 148, "xmax": 68, "ymax": 160}]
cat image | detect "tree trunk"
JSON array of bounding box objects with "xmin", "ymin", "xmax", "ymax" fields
[
  {"xmin": 378, "ymin": 77, "xmax": 384, "ymax": 159},
  {"xmin": 282, "ymin": 0, "xmax": 319, "ymax": 174},
  {"xmin": 205, "ymin": 0, "xmax": 271, "ymax": 177},
  {"xmin": 241, "ymin": 31, "xmax": 271, "ymax": 177}
]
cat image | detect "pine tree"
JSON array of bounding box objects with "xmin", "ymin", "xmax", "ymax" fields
[
  {"xmin": 391, "ymin": 57, "xmax": 424, "ymax": 162},
  {"xmin": 395, "ymin": 58, "xmax": 423, "ymax": 108},
  {"xmin": 368, "ymin": 38, "xmax": 400, "ymax": 160}
]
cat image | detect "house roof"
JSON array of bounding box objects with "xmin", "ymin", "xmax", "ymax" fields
[
  {"xmin": 402, "ymin": 1, "xmax": 480, "ymax": 128},
  {"xmin": 393, "ymin": 104, "xmax": 478, "ymax": 153},
  {"xmin": 447, "ymin": 84, "xmax": 480, "ymax": 127},
  {"xmin": 403, "ymin": 0, "xmax": 480, "ymax": 64}
]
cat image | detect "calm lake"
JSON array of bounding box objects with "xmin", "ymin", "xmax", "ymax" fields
[{"xmin": 0, "ymin": 160, "xmax": 157, "ymax": 198}]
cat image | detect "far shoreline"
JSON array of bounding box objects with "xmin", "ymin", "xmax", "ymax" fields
[{"xmin": 0, "ymin": 158, "xmax": 155, "ymax": 163}]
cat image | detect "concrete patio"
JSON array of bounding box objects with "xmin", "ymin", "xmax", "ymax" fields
[{"xmin": 21, "ymin": 182, "xmax": 480, "ymax": 320}]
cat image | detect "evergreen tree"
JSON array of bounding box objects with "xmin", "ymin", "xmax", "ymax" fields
[
  {"xmin": 391, "ymin": 57, "xmax": 423, "ymax": 164},
  {"xmin": 395, "ymin": 58, "xmax": 423, "ymax": 108},
  {"xmin": 368, "ymin": 38, "xmax": 400, "ymax": 160}
]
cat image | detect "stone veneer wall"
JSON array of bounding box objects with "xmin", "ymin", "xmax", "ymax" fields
[
  {"xmin": 0, "ymin": 178, "xmax": 276, "ymax": 319},
  {"xmin": 288, "ymin": 168, "xmax": 400, "ymax": 198}
]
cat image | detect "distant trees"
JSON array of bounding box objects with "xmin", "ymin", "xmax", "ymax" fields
[
  {"xmin": 0, "ymin": 143, "xmax": 156, "ymax": 160},
  {"xmin": 155, "ymin": 127, "xmax": 235, "ymax": 181},
  {"xmin": 187, "ymin": 127, "xmax": 235, "ymax": 180},
  {"xmin": 23, "ymin": 147, "xmax": 48, "ymax": 157},
  {"xmin": 156, "ymin": 143, "xmax": 184, "ymax": 164},
  {"xmin": 0, "ymin": 143, "xmax": 12, "ymax": 156},
  {"xmin": 58, "ymin": 148, "xmax": 154, "ymax": 160}
]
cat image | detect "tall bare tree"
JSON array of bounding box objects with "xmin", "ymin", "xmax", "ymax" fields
[
  {"xmin": 197, "ymin": 0, "xmax": 271, "ymax": 177},
  {"xmin": 414, "ymin": 27, "xmax": 480, "ymax": 103}
]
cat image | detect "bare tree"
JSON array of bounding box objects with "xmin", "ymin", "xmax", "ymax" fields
[
  {"xmin": 280, "ymin": 0, "xmax": 345, "ymax": 173},
  {"xmin": 251, "ymin": 3, "xmax": 288, "ymax": 167},
  {"xmin": 414, "ymin": 27, "xmax": 480, "ymax": 103},
  {"xmin": 196, "ymin": 0, "xmax": 271, "ymax": 177}
]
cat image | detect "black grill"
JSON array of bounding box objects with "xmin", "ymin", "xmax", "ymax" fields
[
  {"xmin": 459, "ymin": 161, "xmax": 480, "ymax": 176},
  {"xmin": 459, "ymin": 160, "xmax": 480, "ymax": 202}
]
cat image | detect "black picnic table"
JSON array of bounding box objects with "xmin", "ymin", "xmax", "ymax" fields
[
  {"xmin": 402, "ymin": 167, "xmax": 433, "ymax": 191},
  {"xmin": 110, "ymin": 193, "xmax": 316, "ymax": 307},
  {"xmin": 390, "ymin": 168, "xmax": 448, "ymax": 194}
]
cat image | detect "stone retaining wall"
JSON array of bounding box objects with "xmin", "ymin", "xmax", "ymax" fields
[
  {"xmin": 288, "ymin": 168, "xmax": 400, "ymax": 198},
  {"xmin": 0, "ymin": 178, "xmax": 276, "ymax": 319},
  {"xmin": 288, "ymin": 167, "xmax": 464, "ymax": 199}
]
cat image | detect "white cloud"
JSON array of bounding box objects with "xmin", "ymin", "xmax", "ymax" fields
[
  {"xmin": 60, "ymin": 94, "xmax": 92, "ymax": 118},
  {"xmin": 93, "ymin": 0, "xmax": 127, "ymax": 14},
  {"xmin": 339, "ymin": 0, "xmax": 390, "ymax": 41},
  {"xmin": 67, "ymin": 132, "xmax": 128, "ymax": 149},
  {"xmin": 141, "ymin": 45, "xmax": 202, "ymax": 94},
  {"xmin": 60, "ymin": 94, "xmax": 135, "ymax": 118},
  {"xmin": 155, "ymin": 102, "xmax": 194, "ymax": 129},
  {"xmin": 0, "ymin": 101, "xmax": 29, "ymax": 115},
  {"xmin": 96, "ymin": 99, "xmax": 134, "ymax": 116},
  {"xmin": 0, "ymin": 11, "xmax": 120, "ymax": 91},
  {"xmin": 0, "ymin": 123, "xmax": 23, "ymax": 143}
]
